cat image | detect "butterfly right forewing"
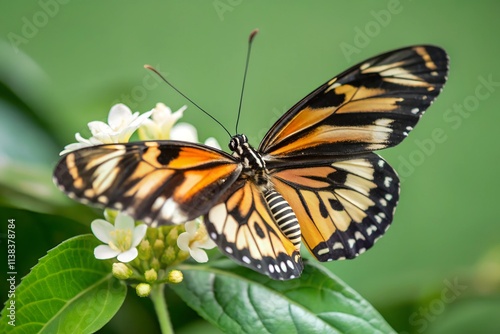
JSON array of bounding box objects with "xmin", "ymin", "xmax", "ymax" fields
[{"xmin": 259, "ymin": 45, "xmax": 449, "ymax": 158}]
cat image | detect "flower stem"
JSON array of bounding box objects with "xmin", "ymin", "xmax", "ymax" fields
[{"xmin": 150, "ymin": 284, "xmax": 174, "ymax": 334}]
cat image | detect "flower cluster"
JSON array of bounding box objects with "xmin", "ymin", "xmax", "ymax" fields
[{"xmin": 63, "ymin": 102, "xmax": 218, "ymax": 295}]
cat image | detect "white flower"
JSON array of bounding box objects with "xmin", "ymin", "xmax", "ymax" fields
[
  {"xmin": 177, "ymin": 219, "xmax": 216, "ymax": 263},
  {"xmin": 60, "ymin": 104, "xmax": 152, "ymax": 155},
  {"xmin": 91, "ymin": 212, "xmax": 147, "ymax": 263},
  {"xmin": 139, "ymin": 103, "xmax": 186, "ymax": 140},
  {"xmin": 170, "ymin": 122, "xmax": 221, "ymax": 149}
]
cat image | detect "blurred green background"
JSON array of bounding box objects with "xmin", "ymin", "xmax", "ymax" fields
[{"xmin": 1, "ymin": 1, "xmax": 499, "ymax": 333}]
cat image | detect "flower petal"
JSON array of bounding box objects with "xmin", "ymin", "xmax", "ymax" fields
[
  {"xmin": 132, "ymin": 224, "xmax": 148, "ymax": 247},
  {"xmin": 88, "ymin": 121, "xmax": 112, "ymax": 137},
  {"xmin": 204, "ymin": 137, "xmax": 221, "ymax": 149},
  {"xmin": 108, "ymin": 104, "xmax": 133, "ymax": 129},
  {"xmin": 170, "ymin": 123, "xmax": 198, "ymax": 142},
  {"xmin": 117, "ymin": 247, "xmax": 138, "ymax": 263},
  {"xmin": 91, "ymin": 219, "xmax": 115, "ymax": 243},
  {"xmin": 189, "ymin": 248, "xmax": 209, "ymax": 263},
  {"xmin": 177, "ymin": 232, "xmax": 191, "ymax": 251},
  {"xmin": 198, "ymin": 237, "xmax": 217, "ymax": 249},
  {"xmin": 94, "ymin": 245, "xmax": 120, "ymax": 259},
  {"xmin": 115, "ymin": 212, "xmax": 135, "ymax": 231},
  {"xmin": 184, "ymin": 220, "xmax": 198, "ymax": 235}
]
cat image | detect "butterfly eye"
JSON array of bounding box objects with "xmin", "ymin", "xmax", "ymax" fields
[{"xmin": 228, "ymin": 138, "xmax": 237, "ymax": 151}]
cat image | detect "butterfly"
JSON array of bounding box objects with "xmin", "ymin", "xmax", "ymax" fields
[{"xmin": 54, "ymin": 45, "xmax": 448, "ymax": 280}]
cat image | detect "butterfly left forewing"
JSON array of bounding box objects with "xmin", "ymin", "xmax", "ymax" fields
[
  {"xmin": 54, "ymin": 141, "xmax": 241, "ymax": 226},
  {"xmin": 269, "ymin": 153, "xmax": 399, "ymax": 261},
  {"xmin": 260, "ymin": 45, "xmax": 448, "ymax": 158},
  {"xmin": 205, "ymin": 180, "xmax": 303, "ymax": 280}
]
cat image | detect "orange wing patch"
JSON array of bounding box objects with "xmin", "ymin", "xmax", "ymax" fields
[{"xmin": 54, "ymin": 142, "xmax": 241, "ymax": 226}]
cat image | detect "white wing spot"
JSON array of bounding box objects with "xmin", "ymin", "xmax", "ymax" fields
[
  {"xmin": 275, "ymin": 264, "xmax": 281, "ymax": 273},
  {"xmin": 380, "ymin": 198, "xmax": 388, "ymax": 207},
  {"xmin": 367, "ymin": 225, "xmax": 378, "ymax": 235},
  {"xmin": 333, "ymin": 242, "xmax": 344, "ymax": 250},
  {"xmin": 280, "ymin": 262, "xmax": 287, "ymax": 272},
  {"xmin": 317, "ymin": 248, "xmax": 330, "ymax": 255},
  {"xmin": 385, "ymin": 194, "xmax": 393, "ymax": 201},
  {"xmin": 354, "ymin": 231, "xmax": 365, "ymax": 240},
  {"xmin": 97, "ymin": 195, "xmax": 108, "ymax": 203},
  {"xmin": 348, "ymin": 239, "xmax": 356, "ymax": 248},
  {"xmin": 268, "ymin": 264, "xmax": 275, "ymax": 274},
  {"xmin": 375, "ymin": 215, "xmax": 382, "ymax": 224},
  {"xmin": 242, "ymin": 256, "xmax": 251, "ymax": 264},
  {"xmin": 159, "ymin": 198, "xmax": 187, "ymax": 224},
  {"xmin": 411, "ymin": 108, "xmax": 420, "ymax": 114},
  {"xmin": 152, "ymin": 196, "xmax": 166, "ymax": 211},
  {"xmin": 225, "ymin": 247, "xmax": 233, "ymax": 254},
  {"xmin": 378, "ymin": 160, "xmax": 385, "ymax": 167},
  {"xmin": 287, "ymin": 260, "xmax": 295, "ymax": 270},
  {"xmin": 83, "ymin": 189, "xmax": 95, "ymax": 198},
  {"xmin": 210, "ymin": 232, "xmax": 217, "ymax": 240},
  {"xmin": 384, "ymin": 177, "xmax": 393, "ymax": 187}
]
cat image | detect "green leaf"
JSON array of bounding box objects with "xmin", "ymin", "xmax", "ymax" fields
[
  {"xmin": 0, "ymin": 235, "xmax": 127, "ymax": 334},
  {"xmin": 171, "ymin": 260, "xmax": 395, "ymax": 334}
]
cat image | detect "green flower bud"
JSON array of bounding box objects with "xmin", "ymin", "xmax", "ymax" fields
[
  {"xmin": 168, "ymin": 270, "xmax": 183, "ymax": 284},
  {"xmin": 161, "ymin": 246, "xmax": 177, "ymax": 265},
  {"xmin": 136, "ymin": 283, "xmax": 152, "ymax": 297},
  {"xmin": 145, "ymin": 269, "xmax": 158, "ymax": 283},
  {"xmin": 166, "ymin": 226, "xmax": 181, "ymax": 246},
  {"xmin": 153, "ymin": 239, "xmax": 165, "ymax": 257},
  {"xmin": 146, "ymin": 227, "xmax": 158, "ymax": 243},
  {"xmin": 104, "ymin": 209, "xmax": 118, "ymax": 223},
  {"xmin": 112, "ymin": 263, "xmax": 133, "ymax": 280},
  {"xmin": 138, "ymin": 239, "xmax": 152, "ymax": 260},
  {"xmin": 150, "ymin": 257, "xmax": 161, "ymax": 271}
]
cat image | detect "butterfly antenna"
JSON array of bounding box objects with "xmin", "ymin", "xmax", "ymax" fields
[
  {"xmin": 235, "ymin": 29, "xmax": 259, "ymax": 134},
  {"xmin": 144, "ymin": 64, "xmax": 232, "ymax": 138}
]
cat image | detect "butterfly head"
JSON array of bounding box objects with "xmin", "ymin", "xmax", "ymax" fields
[{"xmin": 228, "ymin": 134, "xmax": 249, "ymax": 156}]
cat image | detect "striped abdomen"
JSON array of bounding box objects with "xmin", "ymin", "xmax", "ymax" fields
[{"xmin": 264, "ymin": 190, "xmax": 301, "ymax": 248}]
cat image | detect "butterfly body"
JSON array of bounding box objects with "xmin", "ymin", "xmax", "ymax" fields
[
  {"xmin": 229, "ymin": 134, "xmax": 271, "ymax": 188},
  {"xmin": 54, "ymin": 45, "xmax": 448, "ymax": 280}
]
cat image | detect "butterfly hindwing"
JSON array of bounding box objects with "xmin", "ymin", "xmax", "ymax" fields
[
  {"xmin": 269, "ymin": 153, "xmax": 399, "ymax": 261},
  {"xmin": 54, "ymin": 141, "xmax": 241, "ymax": 226},
  {"xmin": 259, "ymin": 45, "xmax": 448, "ymax": 158},
  {"xmin": 204, "ymin": 180, "xmax": 303, "ymax": 280}
]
